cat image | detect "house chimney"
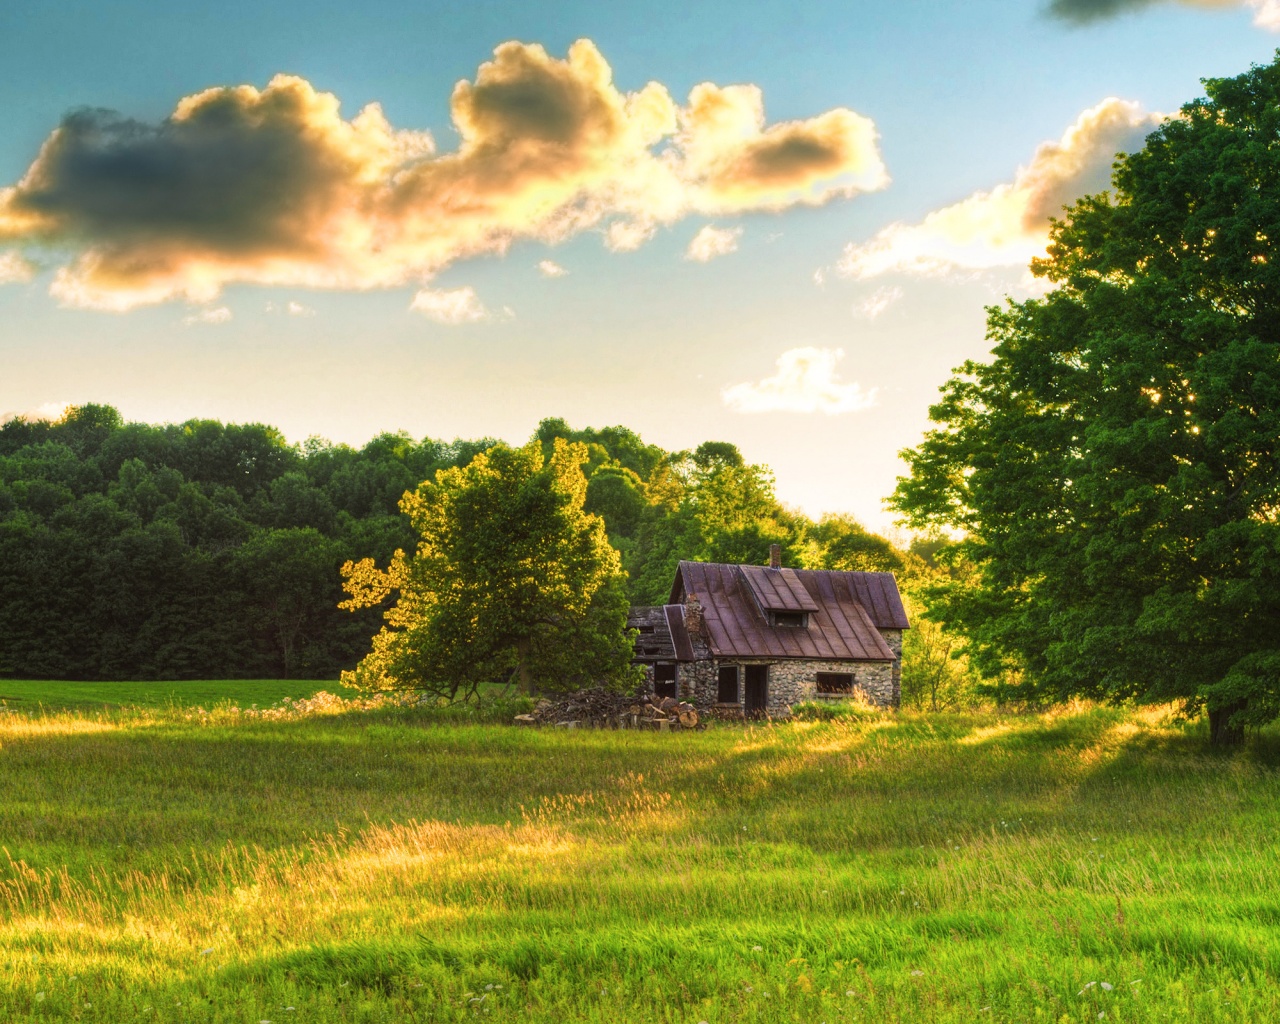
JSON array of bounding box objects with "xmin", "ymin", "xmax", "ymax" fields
[
  {"xmin": 684, "ymin": 594, "xmax": 704, "ymax": 637},
  {"xmin": 769, "ymin": 543, "xmax": 781, "ymax": 569}
]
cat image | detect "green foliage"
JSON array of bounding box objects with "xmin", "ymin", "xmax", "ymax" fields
[
  {"xmin": 2, "ymin": 698, "xmax": 1280, "ymax": 1020},
  {"xmin": 892, "ymin": 56, "xmax": 1280, "ymax": 740},
  {"xmin": 0, "ymin": 406, "xmax": 498, "ymax": 681},
  {"xmin": 341, "ymin": 440, "xmax": 638, "ymax": 697}
]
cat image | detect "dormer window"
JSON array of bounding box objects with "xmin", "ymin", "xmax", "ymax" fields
[{"xmin": 770, "ymin": 610, "xmax": 808, "ymax": 628}]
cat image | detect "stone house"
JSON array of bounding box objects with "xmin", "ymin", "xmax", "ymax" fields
[{"xmin": 628, "ymin": 546, "xmax": 908, "ymax": 715}]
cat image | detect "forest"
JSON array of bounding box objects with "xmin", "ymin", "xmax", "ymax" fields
[{"xmin": 0, "ymin": 406, "xmax": 931, "ymax": 683}]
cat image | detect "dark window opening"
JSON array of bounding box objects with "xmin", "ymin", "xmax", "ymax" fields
[
  {"xmin": 636, "ymin": 626, "xmax": 655, "ymax": 634},
  {"xmin": 771, "ymin": 611, "xmax": 808, "ymax": 628},
  {"xmin": 744, "ymin": 665, "xmax": 768, "ymax": 712},
  {"xmin": 717, "ymin": 666, "xmax": 739, "ymax": 704},
  {"xmin": 816, "ymin": 672, "xmax": 855, "ymax": 694},
  {"xmin": 654, "ymin": 663, "xmax": 677, "ymax": 699}
]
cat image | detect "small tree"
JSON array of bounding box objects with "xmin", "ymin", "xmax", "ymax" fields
[{"xmin": 340, "ymin": 439, "xmax": 637, "ymax": 699}]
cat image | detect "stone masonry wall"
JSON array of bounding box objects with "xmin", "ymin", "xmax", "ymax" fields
[
  {"xmin": 654, "ymin": 658, "xmax": 897, "ymax": 714},
  {"xmin": 880, "ymin": 629, "xmax": 903, "ymax": 708},
  {"xmin": 641, "ymin": 654, "xmax": 901, "ymax": 714}
]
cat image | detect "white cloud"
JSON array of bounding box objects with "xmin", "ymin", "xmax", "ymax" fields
[
  {"xmin": 854, "ymin": 286, "xmax": 903, "ymax": 319},
  {"xmin": 685, "ymin": 224, "xmax": 742, "ymax": 262},
  {"xmin": 409, "ymin": 285, "xmax": 493, "ymax": 324},
  {"xmin": 838, "ymin": 98, "xmax": 1161, "ymax": 280},
  {"xmin": 537, "ymin": 259, "xmax": 568, "ymax": 277},
  {"xmin": 604, "ymin": 219, "xmax": 658, "ymax": 253},
  {"xmin": 0, "ymin": 401, "xmax": 73, "ymax": 424},
  {"xmin": 181, "ymin": 306, "xmax": 232, "ymax": 326},
  {"xmin": 0, "ymin": 251, "xmax": 34, "ymax": 283},
  {"xmin": 722, "ymin": 347, "xmax": 876, "ymax": 415}
]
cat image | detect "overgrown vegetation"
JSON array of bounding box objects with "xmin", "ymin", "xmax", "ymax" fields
[{"xmin": 0, "ymin": 682, "xmax": 1276, "ymax": 1022}]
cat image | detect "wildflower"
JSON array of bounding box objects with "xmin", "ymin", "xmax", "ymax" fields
[
  {"xmin": 911, "ymin": 970, "xmax": 923, "ymax": 976},
  {"xmin": 35, "ymin": 994, "xmax": 45, "ymax": 1002},
  {"xmin": 752, "ymin": 945, "xmax": 763, "ymax": 952},
  {"xmin": 846, "ymin": 990, "xmax": 855, "ymax": 996}
]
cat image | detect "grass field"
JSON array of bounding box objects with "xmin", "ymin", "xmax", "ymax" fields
[
  {"xmin": 0, "ymin": 679, "xmax": 358, "ymax": 713},
  {"xmin": 1, "ymin": 681, "xmax": 1278, "ymax": 1022}
]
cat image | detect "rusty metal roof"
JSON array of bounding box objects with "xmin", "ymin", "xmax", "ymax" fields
[
  {"xmin": 739, "ymin": 564, "xmax": 819, "ymax": 613},
  {"xmin": 793, "ymin": 569, "xmax": 910, "ymax": 630},
  {"xmin": 663, "ymin": 605, "xmax": 697, "ymax": 661},
  {"xmin": 627, "ymin": 605, "xmax": 699, "ymax": 662},
  {"xmin": 669, "ymin": 561, "xmax": 906, "ymax": 662}
]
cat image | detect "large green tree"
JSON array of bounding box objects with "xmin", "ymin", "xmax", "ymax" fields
[
  {"xmin": 891, "ymin": 57, "xmax": 1280, "ymax": 745},
  {"xmin": 340, "ymin": 439, "xmax": 636, "ymax": 698}
]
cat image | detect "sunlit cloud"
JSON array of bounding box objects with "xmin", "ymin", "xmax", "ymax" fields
[
  {"xmin": 723, "ymin": 347, "xmax": 876, "ymax": 415},
  {"xmin": 181, "ymin": 306, "xmax": 232, "ymax": 326},
  {"xmin": 0, "ymin": 39, "xmax": 887, "ymax": 310},
  {"xmin": 603, "ymin": 219, "xmax": 658, "ymax": 253},
  {"xmin": 265, "ymin": 300, "xmax": 317, "ymax": 316},
  {"xmin": 854, "ymin": 286, "xmax": 903, "ymax": 319},
  {"xmin": 409, "ymin": 285, "xmax": 493, "ymax": 324},
  {"xmin": 0, "ymin": 401, "xmax": 73, "ymax": 424},
  {"xmin": 685, "ymin": 224, "xmax": 742, "ymax": 262},
  {"xmin": 537, "ymin": 259, "xmax": 568, "ymax": 277},
  {"xmin": 0, "ymin": 251, "xmax": 35, "ymax": 283},
  {"xmin": 1047, "ymin": 0, "xmax": 1280, "ymax": 30},
  {"xmin": 837, "ymin": 98, "xmax": 1161, "ymax": 280}
]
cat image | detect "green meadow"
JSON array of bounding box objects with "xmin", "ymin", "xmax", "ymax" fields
[{"xmin": 1, "ymin": 682, "xmax": 1278, "ymax": 1022}]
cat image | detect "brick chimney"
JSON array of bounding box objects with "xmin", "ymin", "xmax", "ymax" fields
[
  {"xmin": 769, "ymin": 543, "xmax": 781, "ymax": 569},
  {"xmin": 684, "ymin": 594, "xmax": 704, "ymax": 637}
]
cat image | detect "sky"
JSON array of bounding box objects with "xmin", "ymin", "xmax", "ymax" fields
[{"xmin": 1, "ymin": 0, "xmax": 1276, "ymax": 532}]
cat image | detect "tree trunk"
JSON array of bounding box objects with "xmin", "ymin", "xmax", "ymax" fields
[
  {"xmin": 1208, "ymin": 701, "xmax": 1247, "ymax": 748},
  {"xmin": 516, "ymin": 637, "xmax": 533, "ymax": 696}
]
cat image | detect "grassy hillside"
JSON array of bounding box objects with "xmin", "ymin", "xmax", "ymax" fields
[{"xmin": 0, "ymin": 687, "xmax": 1277, "ymax": 1022}]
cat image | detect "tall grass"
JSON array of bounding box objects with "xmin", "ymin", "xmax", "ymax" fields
[{"xmin": 0, "ymin": 688, "xmax": 1277, "ymax": 1021}]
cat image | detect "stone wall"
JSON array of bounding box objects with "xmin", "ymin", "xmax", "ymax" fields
[{"xmin": 640, "ymin": 657, "xmax": 898, "ymax": 715}]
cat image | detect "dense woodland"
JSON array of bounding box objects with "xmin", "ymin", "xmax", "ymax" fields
[{"xmin": 0, "ymin": 405, "xmax": 929, "ymax": 683}]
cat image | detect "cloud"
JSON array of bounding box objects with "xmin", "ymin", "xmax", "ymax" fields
[
  {"xmin": 409, "ymin": 285, "xmax": 493, "ymax": 324},
  {"xmin": 837, "ymin": 98, "xmax": 1161, "ymax": 281},
  {"xmin": 537, "ymin": 258, "xmax": 568, "ymax": 277},
  {"xmin": 0, "ymin": 251, "xmax": 35, "ymax": 283},
  {"xmin": 1047, "ymin": 0, "xmax": 1280, "ymax": 30},
  {"xmin": 685, "ymin": 224, "xmax": 742, "ymax": 262},
  {"xmin": 0, "ymin": 40, "xmax": 887, "ymax": 310},
  {"xmin": 181, "ymin": 306, "xmax": 232, "ymax": 326},
  {"xmin": 722, "ymin": 347, "xmax": 876, "ymax": 415},
  {"xmin": 0, "ymin": 401, "xmax": 72, "ymax": 424},
  {"xmin": 603, "ymin": 218, "xmax": 657, "ymax": 252},
  {"xmin": 854, "ymin": 286, "xmax": 903, "ymax": 319}
]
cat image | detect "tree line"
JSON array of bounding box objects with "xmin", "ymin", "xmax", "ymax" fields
[{"xmin": 0, "ymin": 405, "xmax": 947, "ymax": 684}]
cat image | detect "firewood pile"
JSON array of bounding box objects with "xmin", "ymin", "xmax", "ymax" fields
[{"xmin": 514, "ymin": 688, "xmax": 703, "ymax": 731}]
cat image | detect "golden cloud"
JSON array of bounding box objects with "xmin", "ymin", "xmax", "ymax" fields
[
  {"xmin": 837, "ymin": 98, "xmax": 1161, "ymax": 280},
  {"xmin": 0, "ymin": 40, "xmax": 887, "ymax": 310}
]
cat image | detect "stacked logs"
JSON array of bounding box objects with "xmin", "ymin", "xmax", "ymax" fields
[{"xmin": 514, "ymin": 689, "xmax": 702, "ymax": 731}]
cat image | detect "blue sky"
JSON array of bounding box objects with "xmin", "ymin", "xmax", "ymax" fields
[{"xmin": 1, "ymin": 0, "xmax": 1274, "ymax": 530}]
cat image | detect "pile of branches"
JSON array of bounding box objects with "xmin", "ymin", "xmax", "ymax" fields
[{"xmin": 515, "ymin": 688, "xmax": 703, "ymax": 730}]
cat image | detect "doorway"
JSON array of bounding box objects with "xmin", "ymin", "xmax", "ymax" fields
[{"xmin": 744, "ymin": 665, "xmax": 768, "ymax": 713}]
